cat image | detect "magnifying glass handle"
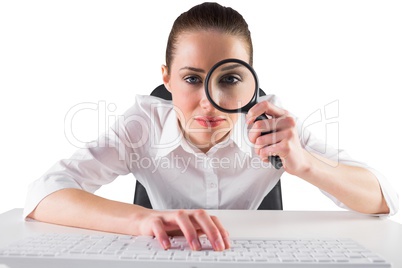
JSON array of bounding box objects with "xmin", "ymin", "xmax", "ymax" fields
[{"xmin": 255, "ymin": 115, "xmax": 283, "ymax": 170}]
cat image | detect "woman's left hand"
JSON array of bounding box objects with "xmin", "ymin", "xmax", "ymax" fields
[{"xmin": 246, "ymin": 100, "xmax": 312, "ymax": 176}]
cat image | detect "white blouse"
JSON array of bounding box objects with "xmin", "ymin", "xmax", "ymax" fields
[{"xmin": 24, "ymin": 95, "xmax": 399, "ymax": 218}]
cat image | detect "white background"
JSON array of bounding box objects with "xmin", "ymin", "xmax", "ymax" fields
[{"xmin": 0, "ymin": 1, "xmax": 401, "ymax": 223}]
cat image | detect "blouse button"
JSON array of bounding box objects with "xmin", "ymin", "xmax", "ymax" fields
[{"xmin": 208, "ymin": 182, "xmax": 217, "ymax": 189}]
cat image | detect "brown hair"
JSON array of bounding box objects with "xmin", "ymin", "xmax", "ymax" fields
[{"xmin": 165, "ymin": 2, "xmax": 253, "ymax": 73}]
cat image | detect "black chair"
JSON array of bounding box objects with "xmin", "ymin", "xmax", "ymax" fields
[{"xmin": 133, "ymin": 84, "xmax": 283, "ymax": 210}]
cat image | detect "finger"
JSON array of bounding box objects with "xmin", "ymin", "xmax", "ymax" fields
[
  {"xmin": 258, "ymin": 138, "xmax": 288, "ymax": 160},
  {"xmin": 174, "ymin": 210, "xmax": 202, "ymax": 251},
  {"xmin": 246, "ymin": 101, "xmax": 288, "ymax": 124},
  {"xmin": 253, "ymin": 132, "xmax": 285, "ymax": 156},
  {"xmin": 191, "ymin": 210, "xmax": 225, "ymax": 251},
  {"xmin": 248, "ymin": 119, "xmax": 272, "ymax": 144},
  {"xmin": 248, "ymin": 116, "xmax": 295, "ymax": 144},
  {"xmin": 210, "ymin": 215, "xmax": 231, "ymax": 249},
  {"xmin": 151, "ymin": 218, "xmax": 171, "ymax": 250}
]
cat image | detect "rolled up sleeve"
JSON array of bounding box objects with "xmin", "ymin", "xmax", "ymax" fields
[
  {"xmin": 299, "ymin": 122, "xmax": 399, "ymax": 216},
  {"xmin": 23, "ymin": 109, "xmax": 143, "ymax": 219}
]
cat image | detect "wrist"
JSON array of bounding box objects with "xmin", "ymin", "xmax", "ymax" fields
[
  {"xmin": 295, "ymin": 151, "xmax": 340, "ymax": 183},
  {"xmin": 293, "ymin": 150, "xmax": 315, "ymax": 179},
  {"xmin": 127, "ymin": 205, "xmax": 154, "ymax": 235}
]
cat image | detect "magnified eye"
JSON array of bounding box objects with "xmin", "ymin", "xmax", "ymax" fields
[
  {"xmin": 206, "ymin": 60, "xmax": 257, "ymax": 111},
  {"xmin": 219, "ymin": 74, "xmax": 241, "ymax": 86}
]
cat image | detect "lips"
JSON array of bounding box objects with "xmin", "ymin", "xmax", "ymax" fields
[{"xmin": 194, "ymin": 116, "xmax": 226, "ymax": 128}]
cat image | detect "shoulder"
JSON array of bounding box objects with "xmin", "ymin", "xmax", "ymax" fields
[
  {"xmin": 123, "ymin": 95, "xmax": 174, "ymax": 119},
  {"xmin": 110, "ymin": 95, "xmax": 175, "ymax": 150},
  {"xmin": 119, "ymin": 95, "xmax": 175, "ymax": 135}
]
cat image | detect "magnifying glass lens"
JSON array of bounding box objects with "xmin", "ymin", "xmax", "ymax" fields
[{"xmin": 207, "ymin": 62, "xmax": 256, "ymax": 110}]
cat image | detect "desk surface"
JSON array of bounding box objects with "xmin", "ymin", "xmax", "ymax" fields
[{"xmin": 1, "ymin": 209, "xmax": 402, "ymax": 266}]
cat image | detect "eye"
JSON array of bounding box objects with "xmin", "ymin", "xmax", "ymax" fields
[
  {"xmin": 219, "ymin": 74, "xmax": 241, "ymax": 85},
  {"xmin": 184, "ymin": 76, "xmax": 202, "ymax": 85}
]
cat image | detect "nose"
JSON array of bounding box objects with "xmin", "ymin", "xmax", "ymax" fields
[{"xmin": 200, "ymin": 91, "xmax": 215, "ymax": 112}]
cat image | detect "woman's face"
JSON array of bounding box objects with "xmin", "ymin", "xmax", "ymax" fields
[{"xmin": 162, "ymin": 30, "xmax": 250, "ymax": 152}]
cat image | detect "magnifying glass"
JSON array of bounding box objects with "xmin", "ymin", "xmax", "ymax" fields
[{"xmin": 204, "ymin": 58, "xmax": 283, "ymax": 169}]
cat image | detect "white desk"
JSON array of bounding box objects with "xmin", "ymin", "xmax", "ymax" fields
[{"xmin": 1, "ymin": 209, "xmax": 401, "ymax": 266}]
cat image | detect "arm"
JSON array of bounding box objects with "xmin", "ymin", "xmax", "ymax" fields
[
  {"xmin": 28, "ymin": 188, "xmax": 230, "ymax": 251},
  {"xmin": 296, "ymin": 151, "xmax": 389, "ymax": 214},
  {"xmin": 247, "ymin": 101, "xmax": 390, "ymax": 214}
]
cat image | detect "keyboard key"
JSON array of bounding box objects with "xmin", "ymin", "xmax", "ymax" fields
[
  {"xmin": 120, "ymin": 255, "xmax": 135, "ymax": 260},
  {"xmin": 371, "ymin": 258, "xmax": 387, "ymax": 263},
  {"xmin": 200, "ymin": 256, "xmax": 216, "ymax": 261},
  {"xmin": 218, "ymin": 256, "xmax": 233, "ymax": 261},
  {"xmin": 235, "ymin": 256, "xmax": 252, "ymax": 262},
  {"xmin": 253, "ymin": 257, "xmax": 268, "ymax": 262},
  {"xmin": 298, "ymin": 257, "xmax": 315, "ymax": 262}
]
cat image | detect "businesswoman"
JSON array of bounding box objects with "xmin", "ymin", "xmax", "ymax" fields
[{"xmin": 25, "ymin": 3, "xmax": 398, "ymax": 251}]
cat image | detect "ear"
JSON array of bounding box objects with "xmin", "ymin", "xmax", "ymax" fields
[{"xmin": 161, "ymin": 65, "xmax": 171, "ymax": 92}]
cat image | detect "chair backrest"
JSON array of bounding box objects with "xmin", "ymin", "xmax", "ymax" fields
[{"xmin": 133, "ymin": 84, "xmax": 283, "ymax": 210}]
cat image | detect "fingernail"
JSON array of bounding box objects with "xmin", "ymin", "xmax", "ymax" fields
[
  {"xmin": 224, "ymin": 237, "xmax": 231, "ymax": 249},
  {"xmin": 162, "ymin": 239, "xmax": 171, "ymax": 250},
  {"xmin": 214, "ymin": 238, "xmax": 225, "ymax": 251},
  {"xmin": 191, "ymin": 239, "xmax": 201, "ymax": 251}
]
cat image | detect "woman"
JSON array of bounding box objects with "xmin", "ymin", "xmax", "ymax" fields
[{"xmin": 25, "ymin": 3, "xmax": 398, "ymax": 252}]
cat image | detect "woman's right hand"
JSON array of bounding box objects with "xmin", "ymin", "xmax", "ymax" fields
[
  {"xmin": 29, "ymin": 189, "xmax": 230, "ymax": 251},
  {"xmin": 137, "ymin": 209, "xmax": 230, "ymax": 251}
]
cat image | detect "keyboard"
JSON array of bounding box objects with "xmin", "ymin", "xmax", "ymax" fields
[{"xmin": 0, "ymin": 233, "xmax": 391, "ymax": 268}]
